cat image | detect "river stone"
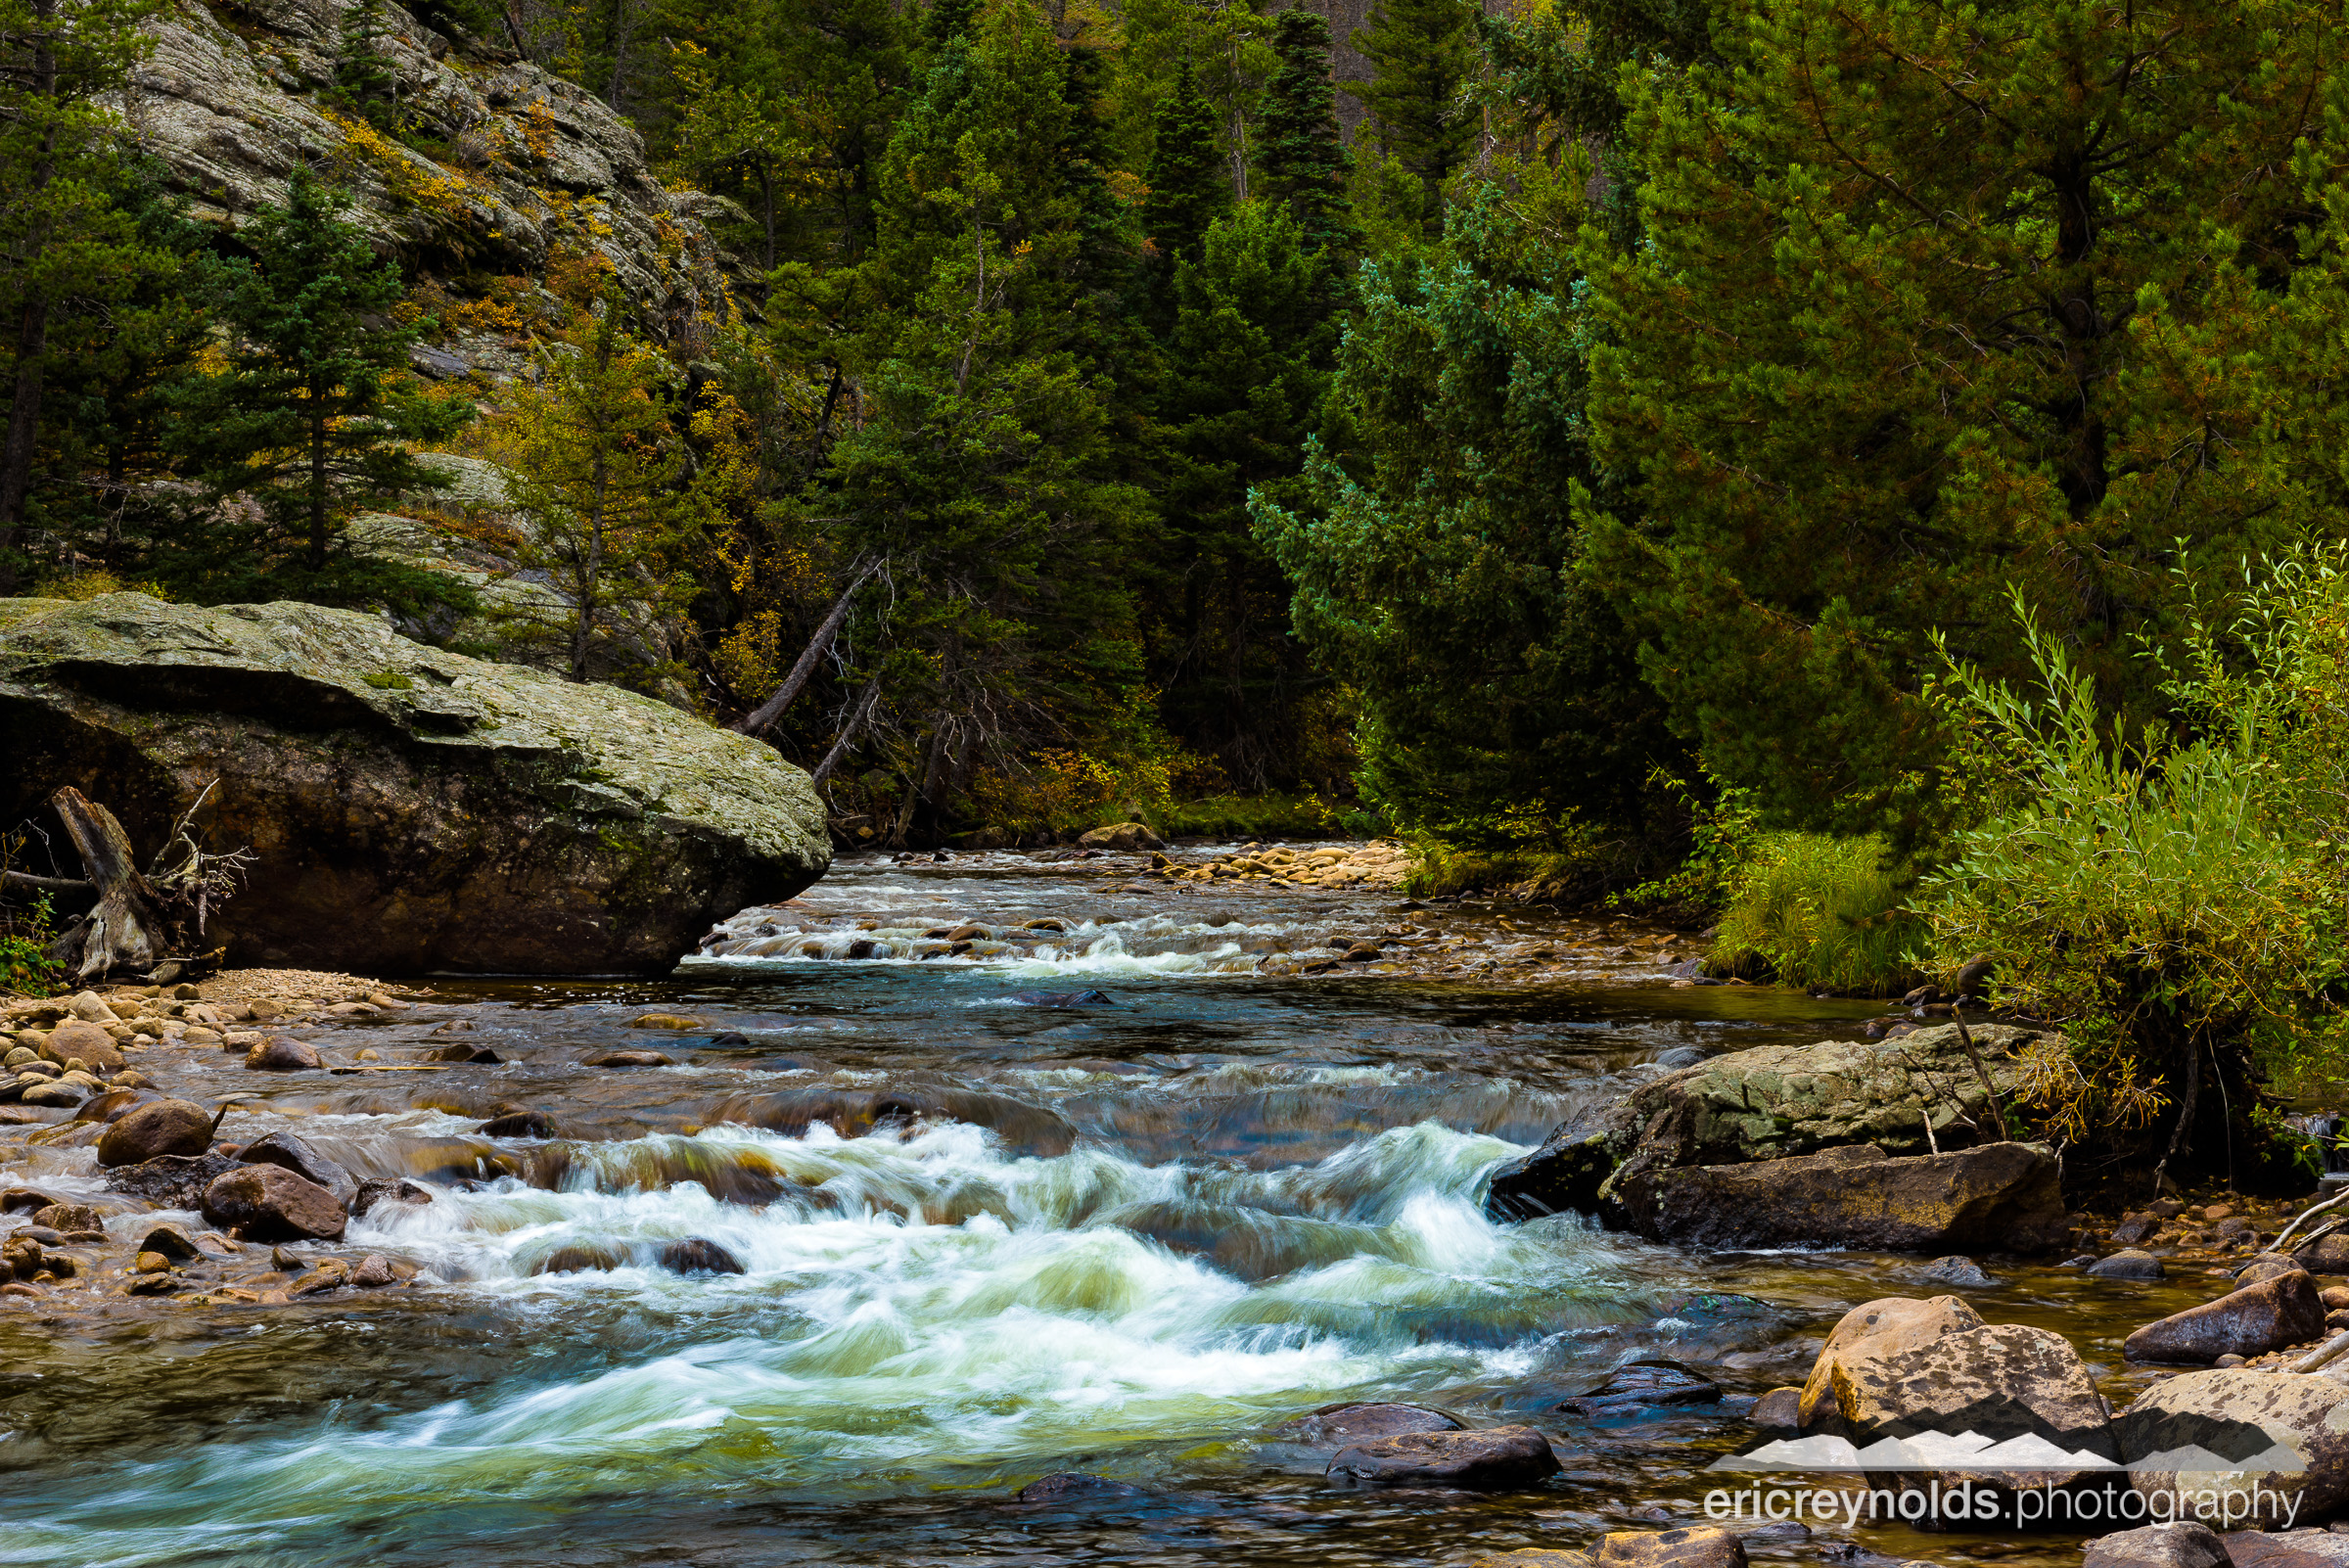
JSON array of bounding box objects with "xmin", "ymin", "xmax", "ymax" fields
[
  {"xmin": 96, "ymin": 1098, "xmax": 212, "ymax": 1167},
  {"xmin": 41, "ymin": 1020, "xmax": 122, "ymax": 1071},
  {"xmin": 1604, "ymin": 1141, "xmax": 2068, "ymax": 1254},
  {"xmin": 352, "ymin": 1177, "xmax": 435, "ymax": 1217},
  {"xmin": 1799, "ymin": 1295, "xmax": 1986, "ymax": 1424},
  {"xmin": 20, "ymin": 1081, "xmax": 84, "ymax": 1108},
  {"xmin": 1324, "ymin": 1424, "xmax": 1561, "ymax": 1489},
  {"xmin": 1917, "ymin": 1255, "xmax": 1999, "ymax": 1287},
  {"xmin": 2126, "ymin": 1271, "xmax": 2326, "ymax": 1365},
  {"xmin": 659, "ymin": 1238, "xmax": 744, "ymax": 1275},
  {"xmin": 1750, "ymin": 1387, "xmax": 1803, "ymax": 1435},
  {"xmin": 2221, "ymin": 1533, "xmax": 2349, "ymax": 1568},
  {"xmin": 2092, "ymin": 1250, "xmax": 2169, "ymax": 1280},
  {"xmin": 1557, "ymin": 1359, "xmax": 1722, "ymax": 1418},
  {"xmin": 245, "ymin": 1037, "xmax": 321, "ymax": 1072},
  {"xmin": 478, "ymin": 1110, "xmax": 553, "ymax": 1138},
  {"xmin": 1016, "ymin": 1472, "xmax": 1148, "ymax": 1503},
  {"xmin": 2118, "ymin": 1369, "xmax": 2349, "ymax": 1525},
  {"xmin": 2082, "ymin": 1522, "xmax": 2232, "ymax": 1568},
  {"xmin": 31, "ymin": 1203, "xmax": 102, "ymax": 1233},
  {"xmin": 2295, "ymin": 1234, "xmax": 2349, "ymax": 1275},
  {"xmin": 0, "ymin": 595, "xmax": 830, "ymax": 974},
  {"xmin": 238, "ymin": 1131, "xmax": 357, "ymax": 1209},
  {"xmin": 1590, "ymin": 1528, "xmax": 1748, "ymax": 1568},
  {"xmin": 106, "ymin": 1152, "xmax": 239, "ymax": 1209},
  {"xmin": 1077, "ymin": 822, "xmax": 1166, "ymax": 852},
  {"xmin": 137, "ymin": 1222, "xmax": 202, "ymax": 1261},
  {"xmin": 0, "ymin": 1187, "xmax": 54, "ymax": 1214},
  {"xmin": 2236, "ymin": 1256, "xmax": 2306, "ymax": 1287},
  {"xmin": 1487, "ymin": 1130, "xmax": 1617, "ymax": 1221},
  {"xmin": 1274, "ymin": 1403, "xmax": 1464, "ymax": 1445},
  {"xmin": 201, "ymin": 1164, "xmax": 347, "ymax": 1242},
  {"xmin": 349, "ymin": 1254, "xmax": 397, "ymax": 1288},
  {"xmin": 536, "ymin": 1244, "xmax": 626, "ymax": 1274},
  {"xmin": 585, "ymin": 1049, "xmax": 673, "ymax": 1067}
]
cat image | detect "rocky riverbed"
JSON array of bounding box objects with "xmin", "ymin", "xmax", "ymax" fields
[{"xmin": 2, "ymin": 843, "xmax": 2343, "ymax": 1568}]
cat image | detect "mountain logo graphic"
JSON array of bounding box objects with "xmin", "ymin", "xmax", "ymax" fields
[{"xmin": 1710, "ymin": 1431, "xmax": 2309, "ymax": 1475}]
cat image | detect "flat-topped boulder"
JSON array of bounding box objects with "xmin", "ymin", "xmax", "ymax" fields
[{"xmin": 0, "ymin": 594, "xmax": 829, "ymax": 974}]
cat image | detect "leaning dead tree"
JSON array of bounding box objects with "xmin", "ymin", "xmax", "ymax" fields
[{"xmin": 16, "ymin": 784, "xmax": 253, "ymax": 984}]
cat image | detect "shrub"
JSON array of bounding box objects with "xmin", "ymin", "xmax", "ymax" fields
[
  {"xmin": 1709, "ymin": 832, "xmax": 1922, "ymax": 995},
  {"xmin": 0, "ymin": 893, "xmax": 65, "ymax": 997},
  {"xmin": 1923, "ymin": 567, "xmax": 2349, "ymax": 1182}
]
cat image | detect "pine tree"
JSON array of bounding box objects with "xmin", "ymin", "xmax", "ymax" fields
[
  {"xmin": 1253, "ymin": 9, "xmax": 1351, "ymax": 259},
  {"xmin": 1348, "ymin": 0, "xmax": 1479, "ymax": 231},
  {"xmin": 0, "ymin": 0, "xmax": 161, "ymax": 591},
  {"xmin": 170, "ymin": 168, "xmax": 469, "ymax": 591},
  {"xmin": 494, "ymin": 285, "xmax": 736, "ymax": 683},
  {"xmin": 331, "ymin": 0, "xmax": 404, "ymax": 133},
  {"xmin": 1141, "ymin": 57, "xmax": 1226, "ymax": 305},
  {"xmin": 1582, "ymin": 0, "xmax": 2349, "ymax": 838}
]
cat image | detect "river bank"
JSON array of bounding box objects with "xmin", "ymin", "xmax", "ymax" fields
[{"xmin": 0, "ymin": 843, "xmax": 2338, "ymax": 1568}]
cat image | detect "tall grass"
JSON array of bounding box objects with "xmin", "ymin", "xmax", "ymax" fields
[{"xmin": 1711, "ymin": 832, "xmax": 1923, "ymax": 995}]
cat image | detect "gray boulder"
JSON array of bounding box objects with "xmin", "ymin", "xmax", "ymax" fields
[
  {"xmin": 2124, "ymin": 1271, "xmax": 2326, "ymax": 1365},
  {"xmin": 2082, "ymin": 1523, "xmax": 2230, "ymax": 1568},
  {"xmin": 1603, "ymin": 1141, "xmax": 2069, "ymax": 1254},
  {"xmin": 0, "ymin": 595, "xmax": 829, "ymax": 973},
  {"xmin": 1324, "ymin": 1424, "xmax": 1560, "ymax": 1489},
  {"xmin": 2119, "ymin": 1370, "xmax": 2349, "ymax": 1526}
]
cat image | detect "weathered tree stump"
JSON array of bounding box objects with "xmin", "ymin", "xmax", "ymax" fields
[{"xmin": 33, "ymin": 786, "xmax": 238, "ymax": 984}]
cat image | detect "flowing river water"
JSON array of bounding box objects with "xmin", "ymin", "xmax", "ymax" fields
[{"xmin": 0, "ymin": 848, "xmax": 2234, "ymax": 1567}]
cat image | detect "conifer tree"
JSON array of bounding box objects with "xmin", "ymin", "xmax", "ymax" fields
[
  {"xmin": 0, "ymin": 0, "xmax": 161, "ymax": 590},
  {"xmin": 1252, "ymin": 9, "xmax": 1351, "ymax": 260},
  {"xmin": 331, "ymin": 0, "xmax": 403, "ymax": 132},
  {"xmin": 1348, "ymin": 0, "xmax": 1479, "ymax": 230},
  {"xmin": 170, "ymin": 168, "xmax": 468, "ymax": 591},
  {"xmin": 1142, "ymin": 57, "xmax": 1226, "ymax": 301},
  {"xmin": 1583, "ymin": 0, "xmax": 2349, "ymax": 837}
]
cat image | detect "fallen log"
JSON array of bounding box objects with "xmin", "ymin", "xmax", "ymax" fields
[{"xmin": 26, "ymin": 785, "xmax": 245, "ymax": 984}]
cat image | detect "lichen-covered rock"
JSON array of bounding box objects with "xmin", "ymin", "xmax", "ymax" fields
[
  {"xmin": 2124, "ymin": 1271, "xmax": 2326, "ymax": 1365},
  {"xmin": 1604, "ymin": 1141, "xmax": 2070, "ymax": 1254},
  {"xmin": 0, "ymin": 594, "xmax": 829, "ymax": 973},
  {"xmin": 118, "ymin": 0, "xmax": 729, "ymax": 322},
  {"xmin": 2118, "ymin": 1370, "xmax": 2349, "ymax": 1527},
  {"xmin": 1606, "ymin": 1024, "xmax": 2044, "ymax": 1170}
]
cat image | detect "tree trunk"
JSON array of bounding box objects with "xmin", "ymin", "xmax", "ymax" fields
[
  {"xmin": 307, "ymin": 403, "xmax": 330, "ymax": 568},
  {"xmin": 48, "ymin": 787, "xmax": 173, "ymax": 982},
  {"xmin": 811, "ymin": 676, "xmax": 883, "ymax": 785},
  {"xmin": 738, "ymin": 558, "xmax": 875, "ymax": 735}
]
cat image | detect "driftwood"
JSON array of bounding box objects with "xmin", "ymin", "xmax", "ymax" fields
[{"xmin": 33, "ymin": 785, "xmax": 246, "ymax": 984}]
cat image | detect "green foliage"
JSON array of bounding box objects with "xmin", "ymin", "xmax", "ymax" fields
[
  {"xmin": 1923, "ymin": 570, "xmax": 2349, "ymax": 1153},
  {"xmin": 331, "ymin": 0, "xmax": 405, "ymax": 132},
  {"xmin": 1141, "ymin": 56, "xmax": 1227, "ymax": 292},
  {"xmin": 1346, "ymin": 0, "xmax": 1478, "ymax": 232},
  {"xmin": 1255, "ymin": 156, "xmax": 1680, "ymax": 851},
  {"xmin": 1583, "ymin": 0, "xmax": 2349, "ymax": 842},
  {"xmin": 166, "ymin": 168, "xmax": 473, "ymax": 607},
  {"xmin": 0, "ymin": 893, "xmax": 63, "ymax": 996},
  {"xmin": 1253, "ymin": 9, "xmax": 1353, "ymax": 264},
  {"xmin": 1711, "ymin": 832, "xmax": 1921, "ymax": 995}
]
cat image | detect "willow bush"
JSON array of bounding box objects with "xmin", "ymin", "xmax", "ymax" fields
[
  {"xmin": 1923, "ymin": 564, "xmax": 2349, "ymax": 1185},
  {"xmin": 1709, "ymin": 832, "xmax": 1923, "ymax": 995}
]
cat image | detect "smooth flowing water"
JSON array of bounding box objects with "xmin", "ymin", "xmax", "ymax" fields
[{"xmin": 0, "ymin": 851, "xmax": 2219, "ymax": 1567}]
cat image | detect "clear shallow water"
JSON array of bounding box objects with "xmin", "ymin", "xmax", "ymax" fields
[{"xmin": 0, "ymin": 852, "xmax": 2188, "ymax": 1567}]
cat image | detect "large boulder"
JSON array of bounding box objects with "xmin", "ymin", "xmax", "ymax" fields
[
  {"xmin": 1800, "ymin": 1295, "xmax": 2119, "ymax": 1524},
  {"xmin": 2124, "ymin": 1271, "xmax": 2327, "ymax": 1365},
  {"xmin": 1493, "ymin": 1026, "xmax": 2049, "ymax": 1221},
  {"xmin": 2083, "ymin": 1523, "xmax": 2231, "ymax": 1568},
  {"xmin": 238, "ymin": 1131, "xmax": 357, "ymax": 1210},
  {"xmin": 95, "ymin": 1098, "xmax": 212, "ymax": 1168},
  {"xmin": 0, "ymin": 596, "xmax": 830, "ymax": 974},
  {"xmin": 1604, "ymin": 1141, "xmax": 2069, "ymax": 1254},
  {"xmin": 2118, "ymin": 1369, "xmax": 2349, "ymax": 1527}
]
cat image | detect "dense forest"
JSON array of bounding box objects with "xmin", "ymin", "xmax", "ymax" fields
[{"xmin": 8, "ymin": 0, "xmax": 2349, "ymax": 1168}]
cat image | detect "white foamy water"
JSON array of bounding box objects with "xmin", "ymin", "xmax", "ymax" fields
[{"xmin": 2, "ymin": 1120, "xmax": 1657, "ymax": 1565}]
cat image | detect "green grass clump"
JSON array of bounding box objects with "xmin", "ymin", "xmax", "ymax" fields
[{"xmin": 1711, "ymin": 832, "xmax": 1922, "ymax": 995}]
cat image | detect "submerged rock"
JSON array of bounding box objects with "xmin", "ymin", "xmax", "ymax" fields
[
  {"xmin": 1591, "ymin": 1528, "xmax": 1748, "ymax": 1568},
  {"xmin": 2090, "ymin": 1250, "xmax": 2168, "ymax": 1280},
  {"xmin": 1556, "ymin": 1359, "xmax": 1722, "ymax": 1418},
  {"xmin": 1012, "ymin": 990, "xmax": 1117, "ymax": 1008},
  {"xmin": 585, "ymin": 1050, "xmax": 673, "ymax": 1068},
  {"xmin": 1273, "ymin": 1403, "xmax": 1464, "ymax": 1446},
  {"xmin": 1324, "ymin": 1425, "xmax": 1561, "ymax": 1489},
  {"xmin": 1605, "ymin": 1141, "xmax": 2069, "ymax": 1254},
  {"xmin": 106, "ymin": 1152, "xmax": 239, "ymax": 1208},
  {"xmin": 0, "ymin": 594, "xmax": 830, "ymax": 974},
  {"xmin": 1015, "ymin": 1472, "xmax": 1148, "ymax": 1503},
  {"xmin": 1486, "ymin": 1130, "xmax": 1616, "ymax": 1221},
  {"xmin": 658, "ymin": 1238, "xmax": 744, "ymax": 1276}
]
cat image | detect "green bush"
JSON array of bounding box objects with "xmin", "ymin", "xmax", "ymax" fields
[
  {"xmin": 0, "ymin": 894, "xmax": 65, "ymax": 997},
  {"xmin": 1709, "ymin": 832, "xmax": 1922, "ymax": 995},
  {"xmin": 1922, "ymin": 566, "xmax": 2349, "ymax": 1173}
]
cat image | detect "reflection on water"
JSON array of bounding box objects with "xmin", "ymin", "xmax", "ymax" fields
[{"xmin": 0, "ymin": 852, "xmax": 2160, "ymax": 1567}]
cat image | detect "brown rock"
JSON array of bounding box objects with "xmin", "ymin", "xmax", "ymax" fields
[
  {"xmin": 1324, "ymin": 1424, "xmax": 1561, "ymax": 1488},
  {"xmin": 630, "ymin": 1014, "xmax": 704, "ymax": 1030},
  {"xmin": 1799, "ymin": 1295, "xmax": 1985, "ymax": 1424},
  {"xmin": 2091, "ymin": 1249, "xmax": 2169, "ymax": 1280},
  {"xmin": 244, "ymin": 1037, "xmax": 321, "ymax": 1072},
  {"xmin": 1750, "ymin": 1387, "xmax": 1802, "ymax": 1436},
  {"xmin": 289, "ymin": 1258, "xmax": 351, "ymax": 1295},
  {"xmin": 138, "ymin": 1222, "xmax": 202, "ymax": 1261},
  {"xmin": 349, "ymin": 1254, "xmax": 396, "ymax": 1288},
  {"xmin": 658, "ymin": 1237, "xmax": 744, "ymax": 1275},
  {"xmin": 1274, "ymin": 1403, "xmax": 1464, "ymax": 1446},
  {"xmin": 478, "ymin": 1110, "xmax": 554, "ymax": 1137},
  {"xmin": 1605, "ymin": 1142, "xmax": 2069, "ymax": 1254},
  {"xmin": 238, "ymin": 1130, "xmax": 356, "ymax": 1208},
  {"xmin": 1015, "ymin": 1472, "xmax": 1147, "ymax": 1503},
  {"xmin": 1590, "ymin": 1528, "xmax": 1748, "ymax": 1568},
  {"xmin": 2124, "ymin": 1271, "xmax": 2326, "ymax": 1365},
  {"xmin": 2234, "ymin": 1256, "xmax": 2305, "ymax": 1289},
  {"xmin": 2294, "ymin": 1233, "xmax": 2349, "ymax": 1275},
  {"xmin": 72, "ymin": 1088, "xmax": 151, "ymax": 1124},
  {"xmin": 30, "ymin": 1203, "xmax": 102, "ymax": 1233},
  {"xmin": 105, "ymin": 1152, "xmax": 239, "ymax": 1209},
  {"xmin": 2322, "ymin": 1287, "xmax": 2349, "ymax": 1312},
  {"xmin": 201, "ymin": 1165, "xmax": 347, "ymax": 1242},
  {"xmin": 96, "ymin": 1098, "xmax": 213, "ymax": 1167},
  {"xmin": 585, "ymin": 1049, "xmax": 673, "ymax": 1067},
  {"xmin": 537, "ymin": 1244, "xmax": 626, "ymax": 1274},
  {"xmin": 2220, "ymin": 1533, "xmax": 2349, "ymax": 1568},
  {"xmin": 41, "ymin": 1019, "xmax": 123, "ymax": 1071},
  {"xmin": 2082, "ymin": 1522, "xmax": 2231, "ymax": 1568},
  {"xmin": 2119, "ymin": 1371, "xmax": 2349, "ymax": 1525},
  {"xmin": 1078, "ymin": 822, "xmax": 1167, "ymax": 852},
  {"xmin": 0, "ymin": 1187, "xmax": 56, "ymax": 1214},
  {"xmin": 133, "ymin": 1250, "xmax": 171, "ymax": 1274},
  {"xmin": 352, "ymin": 1177, "xmax": 435, "ymax": 1217}
]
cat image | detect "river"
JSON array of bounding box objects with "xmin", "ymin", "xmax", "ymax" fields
[{"xmin": 0, "ymin": 847, "xmax": 2222, "ymax": 1567}]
